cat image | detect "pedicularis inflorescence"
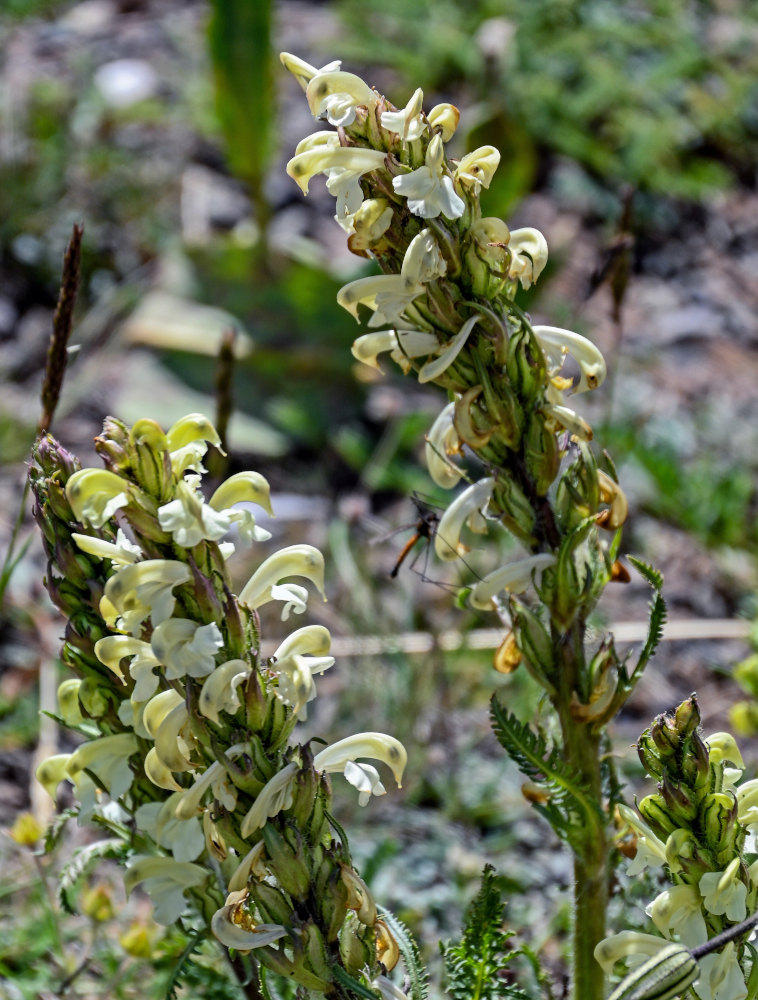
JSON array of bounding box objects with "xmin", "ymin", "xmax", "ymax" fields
[
  {"xmin": 281, "ymin": 51, "xmax": 632, "ymax": 1000},
  {"xmin": 31, "ymin": 415, "xmax": 406, "ymax": 999}
]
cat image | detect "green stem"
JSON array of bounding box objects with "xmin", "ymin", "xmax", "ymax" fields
[{"xmin": 555, "ymin": 620, "xmax": 609, "ymax": 1000}]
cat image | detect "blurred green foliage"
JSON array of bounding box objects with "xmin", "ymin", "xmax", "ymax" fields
[{"xmin": 337, "ymin": 0, "xmax": 758, "ymax": 205}]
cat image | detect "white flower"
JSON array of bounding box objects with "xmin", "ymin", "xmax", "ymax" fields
[
  {"xmin": 351, "ymin": 329, "xmax": 440, "ymax": 372},
  {"xmin": 647, "ymin": 884, "xmax": 708, "ymax": 949},
  {"xmin": 173, "ymin": 749, "xmax": 245, "ymax": 821},
  {"xmin": 693, "ymin": 943, "xmax": 747, "ymax": 1000},
  {"xmin": 454, "ymin": 145, "xmax": 500, "ymax": 196},
  {"xmin": 269, "ymin": 625, "xmax": 334, "ymax": 718},
  {"xmin": 508, "ymin": 228, "xmax": 549, "ymax": 288},
  {"xmin": 151, "ymin": 619, "xmax": 224, "ymax": 680},
  {"xmin": 287, "ymin": 146, "xmax": 387, "ymax": 214},
  {"xmin": 427, "ymin": 103, "xmax": 460, "ymax": 141},
  {"xmin": 381, "ymin": 88, "xmax": 426, "ymax": 142},
  {"xmin": 135, "ymin": 795, "xmax": 205, "ymax": 862},
  {"xmin": 305, "ymin": 69, "xmax": 378, "ymax": 126},
  {"xmin": 72, "ymin": 529, "xmax": 142, "ymax": 565},
  {"xmin": 103, "ymin": 559, "xmax": 191, "ymax": 635},
  {"xmin": 533, "ymin": 325, "xmax": 607, "ymax": 394},
  {"xmin": 211, "ymin": 896, "xmax": 288, "ymax": 951},
  {"xmin": 95, "ymin": 634, "xmax": 161, "ymax": 700},
  {"xmin": 239, "ymin": 544, "xmax": 326, "ymax": 612},
  {"xmin": 392, "ymin": 134, "xmax": 465, "ymax": 219},
  {"xmin": 594, "ymin": 931, "xmax": 672, "ymax": 975},
  {"xmin": 434, "ymin": 477, "xmax": 495, "ymax": 562},
  {"xmin": 65, "ymin": 468, "xmax": 130, "ymax": 528},
  {"xmin": 313, "ymin": 732, "xmax": 407, "ymax": 803},
  {"xmin": 165, "ymin": 413, "xmax": 223, "ymax": 475},
  {"xmin": 338, "ymin": 228, "xmax": 446, "ymax": 328},
  {"xmin": 425, "ymin": 402, "xmax": 463, "ymax": 489},
  {"xmin": 373, "ymin": 975, "xmax": 410, "ymax": 1000},
  {"xmin": 616, "ymin": 804, "xmax": 667, "ymax": 875},
  {"xmin": 280, "ymin": 51, "xmax": 341, "ymax": 91},
  {"xmin": 124, "ymin": 856, "xmax": 207, "ymax": 925},
  {"xmin": 699, "ymin": 860, "xmax": 747, "ymax": 922},
  {"xmin": 240, "ymin": 763, "xmax": 298, "ymax": 837},
  {"xmin": 199, "ymin": 659, "xmax": 251, "ymax": 724},
  {"xmin": 158, "ymin": 478, "xmax": 232, "ymax": 547},
  {"xmin": 469, "ymin": 554, "xmax": 557, "ymax": 611}
]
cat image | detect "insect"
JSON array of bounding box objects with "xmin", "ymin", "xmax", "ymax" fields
[{"xmin": 388, "ymin": 495, "xmax": 440, "ymax": 579}]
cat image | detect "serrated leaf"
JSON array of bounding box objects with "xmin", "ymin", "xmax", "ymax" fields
[
  {"xmin": 44, "ymin": 807, "xmax": 77, "ymax": 853},
  {"xmin": 441, "ymin": 865, "xmax": 534, "ymax": 1000},
  {"xmin": 626, "ymin": 555, "xmax": 667, "ymax": 687},
  {"xmin": 57, "ymin": 838, "xmax": 128, "ymax": 914},
  {"xmin": 163, "ymin": 930, "xmax": 209, "ymax": 1000},
  {"xmin": 333, "ymin": 966, "xmax": 384, "ymax": 1000},
  {"xmin": 490, "ymin": 699, "xmax": 603, "ymax": 847},
  {"xmin": 377, "ymin": 907, "xmax": 429, "ymax": 1000}
]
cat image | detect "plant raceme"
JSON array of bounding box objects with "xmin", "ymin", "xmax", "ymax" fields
[
  {"xmin": 282, "ymin": 50, "xmax": 628, "ymax": 1000},
  {"xmin": 30, "ymin": 415, "xmax": 407, "ymax": 998}
]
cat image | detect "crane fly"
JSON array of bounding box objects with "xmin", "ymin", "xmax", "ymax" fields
[{"xmin": 389, "ymin": 498, "xmax": 440, "ymax": 579}]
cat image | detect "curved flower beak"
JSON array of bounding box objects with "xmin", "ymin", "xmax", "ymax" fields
[
  {"xmin": 468, "ymin": 554, "xmax": 556, "ymax": 610},
  {"xmin": 305, "ymin": 70, "xmax": 377, "ymax": 124},
  {"xmin": 351, "ymin": 329, "xmax": 440, "ymax": 371},
  {"xmin": 280, "ymin": 51, "xmax": 341, "ymax": 91},
  {"xmin": 425, "ymin": 401, "xmax": 463, "ymax": 489},
  {"xmin": 286, "ymin": 146, "xmax": 386, "ymax": 196},
  {"xmin": 211, "ymin": 898, "xmax": 288, "ymax": 951},
  {"xmin": 533, "ymin": 325, "xmax": 607, "ymax": 393},
  {"xmin": 427, "ymin": 103, "xmax": 460, "ymax": 141},
  {"xmin": 65, "ymin": 469, "xmax": 129, "ymax": 527},
  {"xmin": 435, "ymin": 477, "xmax": 495, "ymax": 561},
  {"xmin": 454, "ymin": 145, "xmax": 500, "ymax": 194},
  {"xmin": 239, "ymin": 544, "xmax": 326, "ymax": 610},
  {"xmin": 508, "ymin": 228, "xmax": 549, "ymax": 288},
  {"xmin": 199, "ymin": 659, "xmax": 251, "ymax": 724},
  {"xmin": 313, "ymin": 732, "xmax": 407, "ymax": 790}
]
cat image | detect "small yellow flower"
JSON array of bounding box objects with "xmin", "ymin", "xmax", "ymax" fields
[{"xmin": 9, "ymin": 811, "xmax": 43, "ymax": 847}]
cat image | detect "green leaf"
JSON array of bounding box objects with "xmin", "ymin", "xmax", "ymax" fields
[
  {"xmin": 441, "ymin": 865, "xmax": 534, "ymax": 1000},
  {"xmin": 57, "ymin": 838, "xmax": 128, "ymax": 914},
  {"xmin": 43, "ymin": 807, "xmax": 77, "ymax": 854},
  {"xmin": 490, "ymin": 699, "xmax": 604, "ymax": 847},
  {"xmin": 627, "ymin": 555, "xmax": 667, "ymax": 684},
  {"xmin": 333, "ymin": 966, "xmax": 383, "ymax": 1000},
  {"xmin": 208, "ymin": 0, "xmax": 273, "ymax": 219}
]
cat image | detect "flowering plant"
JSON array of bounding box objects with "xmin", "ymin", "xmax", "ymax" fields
[{"xmin": 26, "ymin": 51, "xmax": 758, "ymax": 1000}]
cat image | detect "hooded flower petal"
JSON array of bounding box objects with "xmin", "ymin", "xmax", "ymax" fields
[
  {"xmin": 305, "ymin": 70, "xmax": 377, "ymax": 126},
  {"xmin": 212, "ymin": 901, "xmax": 288, "ymax": 951},
  {"xmin": 351, "ymin": 329, "xmax": 440, "ymax": 371},
  {"xmin": 425, "ymin": 402, "xmax": 464, "ymax": 489},
  {"xmin": 287, "ymin": 146, "xmax": 386, "ymax": 196},
  {"xmin": 469, "ymin": 554, "xmax": 557, "ymax": 610},
  {"xmin": 313, "ymin": 732, "xmax": 407, "ymax": 791},
  {"xmin": 533, "ymin": 325, "xmax": 607, "ymax": 393},
  {"xmin": 199, "ymin": 659, "xmax": 251, "ymax": 724},
  {"xmin": 209, "ymin": 471, "xmax": 274, "ymax": 518},
  {"xmin": 280, "ymin": 51, "xmax": 341, "ymax": 92},
  {"xmin": 72, "ymin": 530, "xmax": 141, "ymax": 565},
  {"xmin": 239, "ymin": 544, "xmax": 326, "ymax": 610},
  {"xmin": 508, "ymin": 228, "xmax": 549, "ymax": 288},
  {"xmin": 435, "ymin": 477, "xmax": 495, "ymax": 561},
  {"xmin": 694, "ymin": 942, "xmax": 746, "ymax": 1000},
  {"xmin": 454, "ymin": 145, "xmax": 500, "ymax": 196},
  {"xmin": 240, "ymin": 763, "xmax": 298, "ymax": 837},
  {"xmin": 594, "ymin": 931, "xmax": 673, "ymax": 975},
  {"xmin": 65, "ymin": 469, "xmax": 130, "ymax": 528}
]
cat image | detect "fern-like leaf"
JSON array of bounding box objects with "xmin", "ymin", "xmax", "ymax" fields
[
  {"xmin": 57, "ymin": 838, "xmax": 128, "ymax": 914},
  {"xmin": 377, "ymin": 908, "xmax": 429, "ymax": 1000},
  {"xmin": 163, "ymin": 930, "xmax": 208, "ymax": 1000},
  {"xmin": 627, "ymin": 555, "xmax": 667, "ymax": 686},
  {"xmin": 490, "ymin": 699, "xmax": 603, "ymax": 847},
  {"xmin": 441, "ymin": 865, "xmax": 534, "ymax": 1000},
  {"xmin": 44, "ymin": 807, "xmax": 77, "ymax": 853}
]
